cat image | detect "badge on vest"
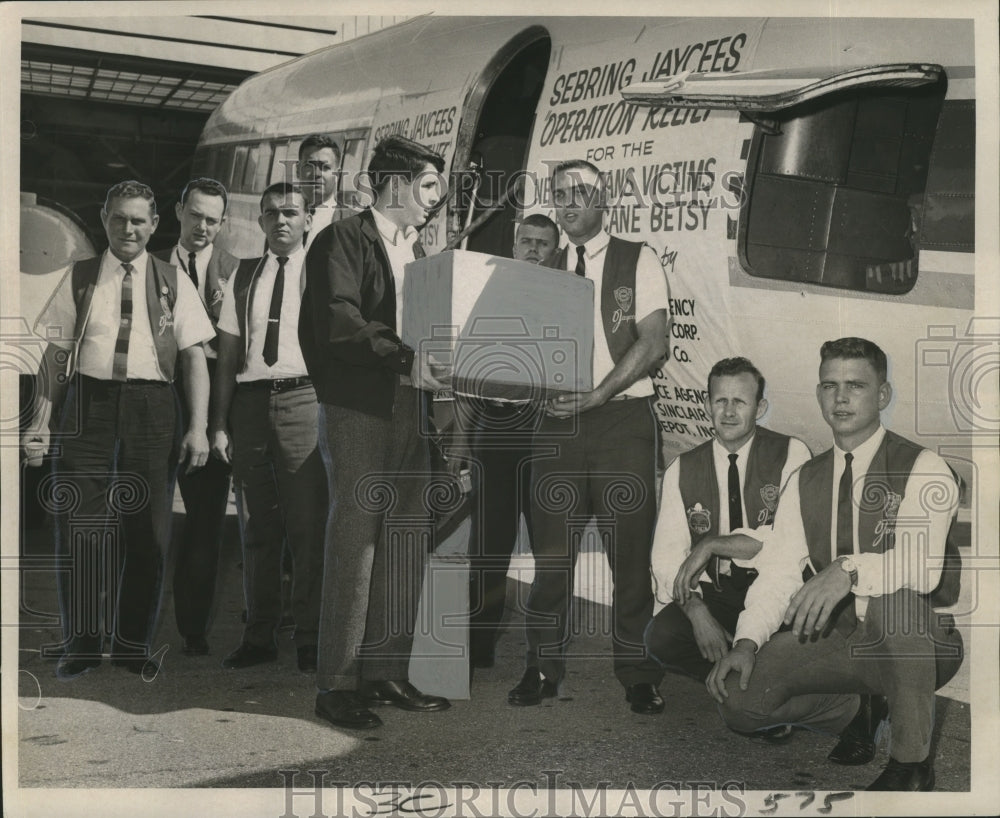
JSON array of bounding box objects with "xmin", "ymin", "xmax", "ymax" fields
[
  {"xmin": 686, "ymin": 503, "xmax": 711, "ymax": 535},
  {"xmin": 158, "ymin": 294, "xmax": 174, "ymax": 337},
  {"xmin": 611, "ymin": 286, "xmax": 635, "ymax": 334},
  {"xmin": 757, "ymin": 483, "xmax": 780, "ymax": 526}
]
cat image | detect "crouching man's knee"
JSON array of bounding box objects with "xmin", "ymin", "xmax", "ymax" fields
[{"xmin": 717, "ymin": 676, "xmax": 777, "ymax": 734}]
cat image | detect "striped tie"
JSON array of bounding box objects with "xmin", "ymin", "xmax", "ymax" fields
[{"xmin": 112, "ymin": 262, "xmax": 134, "ymax": 381}]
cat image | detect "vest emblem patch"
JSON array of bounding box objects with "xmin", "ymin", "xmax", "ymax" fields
[
  {"xmin": 759, "ymin": 483, "xmax": 780, "ymax": 512},
  {"xmin": 686, "ymin": 503, "xmax": 711, "ymax": 535},
  {"xmin": 614, "ymin": 286, "xmax": 633, "ymax": 313}
]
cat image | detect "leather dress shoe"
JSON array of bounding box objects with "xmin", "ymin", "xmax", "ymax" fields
[
  {"xmin": 221, "ymin": 642, "xmax": 278, "ymax": 669},
  {"xmin": 362, "ymin": 680, "xmax": 451, "ymax": 712},
  {"xmin": 56, "ymin": 655, "xmax": 101, "ymax": 681},
  {"xmin": 182, "ymin": 635, "xmax": 209, "ymax": 656},
  {"xmin": 866, "ymin": 757, "xmax": 935, "ymax": 791},
  {"xmin": 626, "ymin": 682, "xmax": 665, "ymax": 715},
  {"xmin": 508, "ymin": 668, "xmax": 558, "ymax": 706},
  {"xmin": 828, "ymin": 694, "xmax": 888, "ymax": 765},
  {"xmin": 112, "ymin": 656, "xmax": 160, "ymax": 678},
  {"xmin": 315, "ymin": 690, "xmax": 382, "ymax": 730},
  {"xmin": 297, "ymin": 645, "xmax": 318, "ymax": 673}
]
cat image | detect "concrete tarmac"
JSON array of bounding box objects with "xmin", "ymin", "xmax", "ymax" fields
[{"xmin": 14, "ymin": 505, "xmax": 971, "ymax": 806}]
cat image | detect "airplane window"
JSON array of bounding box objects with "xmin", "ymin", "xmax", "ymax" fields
[
  {"xmin": 231, "ymin": 146, "xmax": 249, "ymax": 194},
  {"xmin": 269, "ymin": 140, "xmax": 291, "ymax": 185},
  {"xmin": 246, "ymin": 142, "xmax": 270, "ymax": 194},
  {"xmin": 242, "ymin": 144, "xmax": 261, "ymax": 193},
  {"xmin": 216, "ymin": 145, "xmax": 236, "ymax": 191},
  {"xmin": 738, "ymin": 80, "xmax": 965, "ymax": 294}
]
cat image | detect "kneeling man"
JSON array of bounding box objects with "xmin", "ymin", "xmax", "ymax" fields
[{"xmin": 645, "ymin": 357, "xmax": 810, "ymax": 683}]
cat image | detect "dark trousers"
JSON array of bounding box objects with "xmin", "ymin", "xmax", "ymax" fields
[
  {"xmin": 719, "ymin": 590, "xmax": 964, "ymax": 762},
  {"xmin": 173, "ymin": 357, "xmax": 231, "ymax": 639},
  {"xmin": 316, "ymin": 385, "xmax": 432, "ymax": 690},
  {"xmin": 644, "ymin": 578, "xmax": 747, "ymax": 682},
  {"xmin": 525, "ymin": 397, "xmax": 663, "ymax": 688},
  {"xmin": 53, "ymin": 376, "xmax": 177, "ymax": 658},
  {"xmin": 467, "ymin": 400, "xmax": 541, "ymax": 664},
  {"xmin": 229, "ymin": 383, "xmax": 326, "ymax": 648}
]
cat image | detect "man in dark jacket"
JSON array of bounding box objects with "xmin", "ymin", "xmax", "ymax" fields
[{"xmin": 300, "ymin": 135, "xmax": 451, "ymax": 729}]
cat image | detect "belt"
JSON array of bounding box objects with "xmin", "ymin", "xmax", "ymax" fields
[
  {"xmin": 81, "ymin": 375, "xmax": 169, "ymax": 388},
  {"xmin": 238, "ymin": 376, "xmax": 312, "ymax": 394}
]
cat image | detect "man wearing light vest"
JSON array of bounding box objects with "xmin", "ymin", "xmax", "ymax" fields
[
  {"xmin": 509, "ymin": 159, "xmax": 670, "ymax": 713},
  {"xmin": 21, "ymin": 180, "xmax": 214, "ymax": 681},
  {"xmin": 645, "ymin": 357, "xmax": 810, "ymax": 688},
  {"xmin": 707, "ymin": 337, "xmax": 964, "ymax": 791}
]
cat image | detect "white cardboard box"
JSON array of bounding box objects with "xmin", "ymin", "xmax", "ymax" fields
[{"xmin": 402, "ymin": 250, "xmax": 594, "ymax": 400}]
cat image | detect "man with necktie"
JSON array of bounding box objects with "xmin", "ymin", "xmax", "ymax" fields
[
  {"xmin": 707, "ymin": 338, "xmax": 964, "ymax": 791},
  {"xmin": 21, "ymin": 180, "xmax": 214, "ymax": 680},
  {"xmin": 508, "ymin": 159, "xmax": 671, "ymax": 714},
  {"xmin": 300, "ymin": 135, "xmax": 451, "ymax": 730},
  {"xmin": 209, "ymin": 182, "xmax": 327, "ymax": 674},
  {"xmin": 153, "ymin": 178, "xmax": 239, "ymax": 656},
  {"xmin": 645, "ymin": 357, "xmax": 810, "ymax": 688}
]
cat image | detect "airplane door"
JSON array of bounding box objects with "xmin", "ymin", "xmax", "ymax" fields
[{"xmin": 452, "ymin": 30, "xmax": 551, "ymax": 258}]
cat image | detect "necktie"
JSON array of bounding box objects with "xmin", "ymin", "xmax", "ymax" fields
[
  {"xmin": 112, "ymin": 263, "xmax": 134, "ymax": 381},
  {"xmin": 709, "ymin": 452, "xmax": 742, "ymax": 590},
  {"xmin": 575, "ymin": 245, "xmax": 586, "ymax": 277},
  {"xmin": 727, "ymin": 453, "xmax": 743, "ymax": 530},
  {"xmin": 262, "ymin": 256, "xmax": 287, "ymax": 367},
  {"xmin": 836, "ymin": 452, "xmax": 854, "ymax": 557},
  {"xmin": 831, "ymin": 452, "xmax": 858, "ymax": 635},
  {"xmin": 187, "ymin": 252, "xmax": 199, "ymax": 289}
]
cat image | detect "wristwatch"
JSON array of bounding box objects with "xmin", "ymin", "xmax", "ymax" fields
[{"xmin": 837, "ymin": 556, "xmax": 859, "ymax": 589}]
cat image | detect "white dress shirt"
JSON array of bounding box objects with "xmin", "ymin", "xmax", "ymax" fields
[
  {"xmin": 35, "ymin": 250, "xmax": 214, "ymax": 380},
  {"xmin": 171, "ymin": 243, "xmax": 215, "ymax": 306},
  {"xmin": 371, "ymin": 206, "xmax": 420, "ymax": 336},
  {"xmin": 734, "ymin": 425, "xmax": 959, "ymax": 650},
  {"xmin": 172, "ymin": 243, "xmax": 218, "ymax": 360},
  {"xmin": 561, "ymin": 231, "xmax": 669, "ymax": 398},
  {"xmin": 650, "ymin": 433, "xmax": 811, "ymax": 606},
  {"xmin": 217, "ymin": 247, "xmax": 309, "ymax": 381}
]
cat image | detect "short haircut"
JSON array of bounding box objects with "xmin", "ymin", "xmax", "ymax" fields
[
  {"xmin": 104, "ymin": 180, "xmax": 156, "ymax": 216},
  {"xmin": 820, "ymin": 337, "xmax": 888, "ymax": 383},
  {"xmin": 298, "ymin": 134, "xmax": 341, "ymax": 164},
  {"xmin": 517, "ymin": 213, "xmax": 559, "ymax": 243},
  {"xmin": 367, "ymin": 135, "xmax": 445, "ymax": 194},
  {"xmin": 551, "ymin": 158, "xmax": 602, "ymax": 182},
  {"xmin": 179, "ymin": 177, "xmax": 229, "ymax": 213},
  {"xmin": 708, "ymin": 357, "xmax": 766, "ymax": 403},
  {"xmin": 259, "ymin": 181, "xmax": 305, "ymax": 212},
  {"xmin": 550, "ymin": 159, "xmax": 606, "ymax": 207}
]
